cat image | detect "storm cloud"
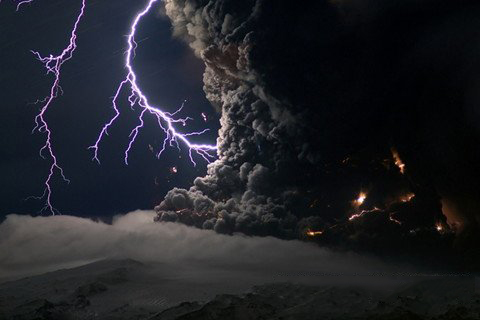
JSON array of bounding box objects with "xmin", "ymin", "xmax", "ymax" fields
[
  {"xmin": 153, "ymin": 0, "xmax": 480, "ymax": 265},
  {"xmin": 157, "ymin": 0, "xmax": 350, "ymax": 237}
]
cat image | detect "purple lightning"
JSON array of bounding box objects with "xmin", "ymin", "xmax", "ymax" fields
[
  {"xmin": 0, "ymin": 0, "xmax": 35, "ymax": 11},
  {"xmin": 24, "ymin": 0, "xmax": 87, "ymax": 214},
  {"xmin": 8, "ymin": 0, "xmax": 216, "ymax": 214},
  {"xmin": 89, "ymin": 0, "xmax": 217, "ymax": 166},
  {"xmin": 14, "ymin": 0, "xmax": 34, "ymax": 11}
]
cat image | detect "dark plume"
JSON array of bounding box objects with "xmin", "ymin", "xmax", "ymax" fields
[{"xmin": 157, "ymin": 0, "xmax": 480, "ymax": 266}]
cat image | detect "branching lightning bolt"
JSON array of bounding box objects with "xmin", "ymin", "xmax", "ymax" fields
[
  {"xmin": 18, "ymin": 0, "xmax": 86, "ymax": 214},
  {"xmin": 89, "ymin": 0, "xmax": 217, "ymax": 166},
  {"xmin": 7, "ymin": 0, "xmax": 216, "ymax": 214}
]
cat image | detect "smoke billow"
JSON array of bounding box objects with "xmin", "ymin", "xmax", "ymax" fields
[
  {"xmin": 0, "ymin": 211, "xmax": 400, "ymax": 283},
  {"xmin": 157, "ymin": 0, "xmax": 341, "ymax": 238},
  {"xmin": 156, "ymin": 0, "xmax": 480, "ymax": 264}
]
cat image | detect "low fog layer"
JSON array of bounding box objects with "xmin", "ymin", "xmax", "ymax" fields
[{"xmin": 0, "ymin": 210, "xmax": 406, "ymax": 284}]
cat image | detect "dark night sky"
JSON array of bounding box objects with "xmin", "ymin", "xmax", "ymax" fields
[
  {"xmin": 0, "ymin": 0, "xmax": 219, "ymax": 219},
  {"xmin": 1, "ymin": 0, "xmax": 480, "ymax": 275},
  {"xmin": 1, "ymin": 0, "xmax": 480, "ymax": 268}
]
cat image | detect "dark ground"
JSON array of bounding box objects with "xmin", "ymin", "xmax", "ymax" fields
[{"xmin": 0, "ymin": 259, "xmax": 477, "ymax": 320}]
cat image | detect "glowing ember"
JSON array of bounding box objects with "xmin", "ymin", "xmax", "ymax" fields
[
  {"xmin": 391, "ymin": 147, "xmax": 406, "ymax": 174},
  {"xmin": 306, "ymin": 230, "xmax": 323, "ymax": 237},
  {"xmin": 399, "ymin": 193, "xmax": 415, "ymax": 203},
  {"xmin": 349, "ymin": 207, "xmax": 380, "ymax": 221},
  {"xmin": 349, "ymin": 212, "xmax": 364, "ymax": 221},
  {"xmin": 354, "ymin": 192, "xmax": 367, "ymax": 206},
  {"xmin": 389, "ymin": 214, "xmax": 402, "ymax": 225},
  {"xmin": 436, "ymin": 223, "xmax": 444, "ymax": 232}
]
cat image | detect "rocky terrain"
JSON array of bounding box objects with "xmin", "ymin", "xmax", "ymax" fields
[
  {"xmin": 152, "ymin": 280, "xmax": 479, "ymax": 320},
  {"xmin": 0, "ymin": 259, "xmax": 477, "ymax": 319},
  {"xmin": 0, "ymin": 259, "xmax": 249, "ymax": 320}
]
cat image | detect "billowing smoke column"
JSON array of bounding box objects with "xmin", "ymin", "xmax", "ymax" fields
[
  {"xmin": 156, "ymin": 0, "xmax": 480, "ymax": 263},
  {"xmin": 155, "ymin": 0, "xmax": 318, "ymax": 238},
  {"xmin": 156, "ymin": 0, "xmax": 372, "ymax": 237}
]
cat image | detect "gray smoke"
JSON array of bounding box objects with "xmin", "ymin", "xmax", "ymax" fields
[
  {"xmin": 157, "ymin": 0, "xmax": 328, "ymax": 238},
  {"xmin": 156, "ymin": 0, "xmax": 480, "ymax": 266}
]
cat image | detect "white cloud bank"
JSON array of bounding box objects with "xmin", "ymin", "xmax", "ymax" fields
[{"xmin": 0, "ymin": 211, "xmax": 408, "ymax": 286}]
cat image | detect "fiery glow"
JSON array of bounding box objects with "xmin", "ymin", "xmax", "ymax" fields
[
  {"xmin": 354, "ymin": 192, "xmax": 367, "ymax": 206},
  {"xmin": 436, "ymin": 222, "xmax": 444, "ymax": 232},
  {"xmin": 391, "ymin": 147, "xmax": 406, "ymax": 174},
  {"xmin": 349, "ymin": 212, "xmax": 364, "ymax": 221},
  {"xmin": 306, "ymin": 230, "xmax": 323, "ymax": 237},
  {"xmin": 89, "ymin": 0, "xmax": 217, "ymax": 166},
  {"xmin": 349, "ymin": 207, "xmax": 379, "ymax": 221},
  {"xmin": 399, "ymin": 192, "xmax": 415, "ymax": 203},
  {"xmin": 389, "ymin": 214, "xmax": 402, "ymax": 225}
]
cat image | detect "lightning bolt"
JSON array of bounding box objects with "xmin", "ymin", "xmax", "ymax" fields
[
  {"xmin": 14, "ymin": 0, "xmax": 34, "ymax": 11},
  {"xmin": 0, "ymin": 0, "xmax": 34, "ymax": 11},
  {"xmin": 7, "ymin": 0, "xmax": 216, "ymax": 214},
  {"xmin": 89, "ymin": 0, "xmax": 217, "ymax": 166},
  {"xmin": 13, "ymin": 0, "xmax": 86, "ymax": 214}
]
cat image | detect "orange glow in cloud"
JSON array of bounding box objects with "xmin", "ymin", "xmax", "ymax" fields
[
  {"xmin": 391, "ymin": 148, "xmax": 406, "ymax": 174},
  {"xmin": 306, "ymin": 230, "xmax": 323, "ymax": 237},
  {"xmin": 354, "ymin": 192, "xmax": 367, "ymax": 207}
]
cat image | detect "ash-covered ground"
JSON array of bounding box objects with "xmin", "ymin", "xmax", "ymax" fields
[
  {"xmin": 3, "ymin": 212, "xmax": 474, "ymax": 320},
  {"xmin": 0, "ymin": 259, "xmax": 477, "ymax": 320}
]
